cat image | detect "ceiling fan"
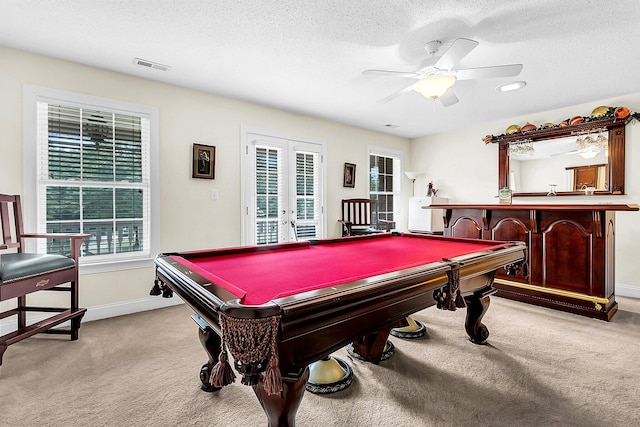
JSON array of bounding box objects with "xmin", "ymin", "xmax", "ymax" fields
[
  {"xmin": 363, "ymin": 38, "xmax": 523, "ymax": 106},
  {"xmin": 551, "ymin": 149, "xmax": 581, "ymax": 157}
]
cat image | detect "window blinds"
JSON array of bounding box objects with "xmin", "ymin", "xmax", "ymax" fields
[
  {"xmin": 36, "ymin": 102, "xmax": 151, "ymax": 260},
  {"xmin": 295, "ymin": 151, "xmax": 321, "ymax": 240},
  {"xmin": 369, "ymin": 153, "xmax": 395, "ymax": 225},
  {"xmin": 255, "ymin": 146, "xmax": 283, "ymax": 245}
]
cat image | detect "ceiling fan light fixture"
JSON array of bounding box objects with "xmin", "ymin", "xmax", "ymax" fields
[
  {"xmin": 413, "ymin": 75, "xmax": 456, "ymax": 99},
  {"xmin": 579, "ymin": 146, "xmax": 601, "ymax": 159},
  {"xmin": 496, "ymin": 81, "xmax": 527, "ymax": 92}
]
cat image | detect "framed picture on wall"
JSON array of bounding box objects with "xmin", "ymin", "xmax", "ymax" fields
[
  {"xmin": 192, "ymin": 143, "xmax": 216, "ymax": 179},
  {"xmin": 343, "ymin": 162, "xmax": 356, "ymax": 188}
]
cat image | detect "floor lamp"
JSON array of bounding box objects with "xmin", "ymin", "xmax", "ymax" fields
[
  {"xmin": 394, "ymin": 171, "xmax": 427, "ymax": 338},
  {"xmin": 404, "ymin": 171, "xmax": 423, "ymax": 197}
]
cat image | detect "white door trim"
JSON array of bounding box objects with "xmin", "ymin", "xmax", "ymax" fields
[{"xmin": 240, "ymin": 126, "xmax": 327, "ymax": 246}]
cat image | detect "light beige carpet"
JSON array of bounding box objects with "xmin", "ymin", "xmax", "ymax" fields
[{"xmin": 1, "ymin": 296, "xmax": 639, "ymax": 427}]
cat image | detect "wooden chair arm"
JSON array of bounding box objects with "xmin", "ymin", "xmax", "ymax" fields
[
  {"xmin": 337, "ymin": 220, "xmax": 353, "ymax": 237},
  {"xmin": 20, "ymin": 233, "xmax": 91, "ymax": 240},
  {"xmin": 20, "ymin": 233, "xmax": 91, "ymax": 261}
]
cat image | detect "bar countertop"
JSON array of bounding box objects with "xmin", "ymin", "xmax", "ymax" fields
[{"xmin": 427, "ymin": 204, "xmax": 639, "ymax": 211}]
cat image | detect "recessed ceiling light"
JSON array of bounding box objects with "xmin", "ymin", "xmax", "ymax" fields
[{"xmin": 496, "ymin": 81, "xmax": 526, "ymax": 92}]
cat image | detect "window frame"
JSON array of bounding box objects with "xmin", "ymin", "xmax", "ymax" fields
[
  {"xmin": 367, "ymin": 145, "xmax": 402, "ymax": 230},
  {"xmin": 23, "ymin": 85, "xmax": 160, "ymax": 274}
]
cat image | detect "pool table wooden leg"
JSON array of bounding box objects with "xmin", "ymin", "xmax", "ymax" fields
[
  {"xmin": 197, "ymin": 325, "xmax": 222, "ymax": 392},
  {"xmin": 464, "ymin": 291, "xmax": 492, "ymax": 345},
  {"xmin": 0, "ymin": 342, "xmax": 6, "ymax": 366},
  {"xmin": 349, "ymin": 321, "xmax": 401, "ymax": 363},
  {"xmin": 252, "ymin": 367, "xmax": 310, "ymax": 427}
]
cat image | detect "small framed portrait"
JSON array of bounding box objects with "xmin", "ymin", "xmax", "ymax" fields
[
  {"xmin": 192, "ymin": 143, "xmax": 216, "ymax": 179},
  {"xmin": 343, "ymin": 162, "xmax": 356, "ymax": 188}
]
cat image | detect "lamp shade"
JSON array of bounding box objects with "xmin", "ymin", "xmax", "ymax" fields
[
  {"xmin": 404, "ymin": 171, "xmax": 422, "ymax": 180},
  {"xmin": 413, "ymin": 75, "xmax": 456, "ymax": 99}
]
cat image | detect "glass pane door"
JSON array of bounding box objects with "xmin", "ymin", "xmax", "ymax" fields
[
  {"xmin": 292, "ymin": 150, "xmax": 321, "ymax": 240},
  {"xmin": 255, "ymin": 145, "xmax": 285, "ymax": 244},
  {"xmin": 243, "ymin": 133, "xmax": 324, "ymax": 245}
]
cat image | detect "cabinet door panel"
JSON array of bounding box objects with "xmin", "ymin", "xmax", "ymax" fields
[
  {"xmin": 492, "ymin": 218, "xmax": 531, "ymax": 282},
  {"xmin": 449, "ymin": 217, "xmax": 482, "ymax": 239},
  {"xmin": 541, "ymin": 220, "xmax": 591, "ymax": 293},
  {"xmin": 491, "ymin": 218, "xmax": 529, "ymax": 242}
]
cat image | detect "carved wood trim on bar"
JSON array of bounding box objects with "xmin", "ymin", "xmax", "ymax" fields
[
  {"xmin": 529, "ymin": 209, "xmax": 538, "ymax": 233},
  {"xmin": 593, "ymin": 211, "xmax": 603, "ymax": 238},
  {"xmin": 481, "ymin": 209, "xmax": 489, "ymax": 230}
]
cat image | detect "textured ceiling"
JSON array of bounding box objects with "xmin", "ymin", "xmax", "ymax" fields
[{"xmin": 2, "ymin": 0, "xmax": 640, "ymax": 138}]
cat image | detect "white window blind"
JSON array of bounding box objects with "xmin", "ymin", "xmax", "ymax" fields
[
  {"xmin": 255, "ymin": 145, "xmax": 284, "ymax": 245},
  {"xmin": 294, "ymin": 150, "xmax": 321, "ymax": 240},
  {"xmin": 369, "ymin": 152, "xmax": 400, "ymax": 228},
  {"xmin": 36, "ymin": 102, "xmax": 151, "ymax": 262}
]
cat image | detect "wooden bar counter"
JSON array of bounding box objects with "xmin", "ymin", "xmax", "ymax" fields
[{"xmin": 428, "ymin": 203, "xmax": 639, "ymax": 320}]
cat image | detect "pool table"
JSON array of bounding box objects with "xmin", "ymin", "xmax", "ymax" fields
[{"xmin": 153, "ymin": 232, "xmax": 525, "ymax": 426}]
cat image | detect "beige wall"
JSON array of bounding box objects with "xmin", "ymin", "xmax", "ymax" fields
[
  {"xmin": 2, "ymin": 44, "xmax": 638, "ymax": 321},
  {"xmin": 410, "ymin": 94, "xmax": 640, "ymax": 296},
  {"xmin": 0, "ymin": 46, "xmax": 410, "ymax": 317}
]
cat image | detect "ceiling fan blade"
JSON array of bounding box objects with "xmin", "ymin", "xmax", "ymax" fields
[
  {"xmin": 363, "ymin": 69, "xmax": 420, "ymax": 78},
  {"xmin": 378, "ymin": 84, "xmax": 415, "ymax": 103},
  {"xmin": 434, "ymin": 38, "xmax": 479, "ymax": 70},
  {"xmin": 439, "ymin": 89, "xmax": 459, "ymax": 107},
  {"xmin": 551, "ymin": 149, "xmax": 580, "ymax": 157},
  {"xmin": 455, "ymin": 64, "xmax": 523, "ymax": 80}
]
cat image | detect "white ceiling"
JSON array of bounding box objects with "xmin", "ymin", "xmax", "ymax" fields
[{"xmin": 2, "ymin": 0, "xmax": 640, "ymax": 138}]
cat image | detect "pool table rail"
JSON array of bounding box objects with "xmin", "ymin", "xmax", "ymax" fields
[{"xmin": 446, "ymin": 243, "xmax": 527, "ymax": 289}]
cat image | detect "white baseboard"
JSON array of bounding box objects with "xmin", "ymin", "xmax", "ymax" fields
[
  {"xmin": 616, "ymin": 283, "xmax": 640, "ymax": 299},
  {"xmin": 82, "ymin": 295, "xmax": 184, "ymax": 323},
  {"xmin": 0, "ymin": 296, "xmax": 184, "ymax": 334}
]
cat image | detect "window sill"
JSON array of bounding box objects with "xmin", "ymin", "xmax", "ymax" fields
[{"xmin": 79, "ymin": 256, "xmax": 155, "ymax": 275}]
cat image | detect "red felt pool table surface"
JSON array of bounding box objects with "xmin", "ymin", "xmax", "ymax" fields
[{"xmin": 171, "ymin": 233, "xmax": 510, "ymax": 305}]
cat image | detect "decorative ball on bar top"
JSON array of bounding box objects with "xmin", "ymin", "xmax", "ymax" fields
[{"xmin": 483, "ymin": 106, "xmax": 640, "ymax": 143}]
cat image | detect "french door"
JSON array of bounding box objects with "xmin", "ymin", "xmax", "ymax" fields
[{"xmin": 242, "ymin": 131, "xmax": 325, "ymax": 246}]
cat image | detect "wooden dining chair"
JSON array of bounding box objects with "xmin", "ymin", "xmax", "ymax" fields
[
  {"xmin": 0, "ymin": 194, "xmax": 90, "ymax": 365},
  {"xmin": 339, "ymin": 198, "xmax": 393, "ymax": 237}
]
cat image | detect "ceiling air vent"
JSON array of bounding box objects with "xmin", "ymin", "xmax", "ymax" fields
[{"xmin": 133, "ymin": 58, "xmax": 171, "ymax": 71}]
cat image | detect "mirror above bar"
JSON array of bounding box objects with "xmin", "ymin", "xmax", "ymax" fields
[
  {"xmin": 489, "ymin": 115, "xmax": 631, "ymax": 197},
  {"xmin": 509, "ymin": 133, "xmax": 609, "ymax": 194}
]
